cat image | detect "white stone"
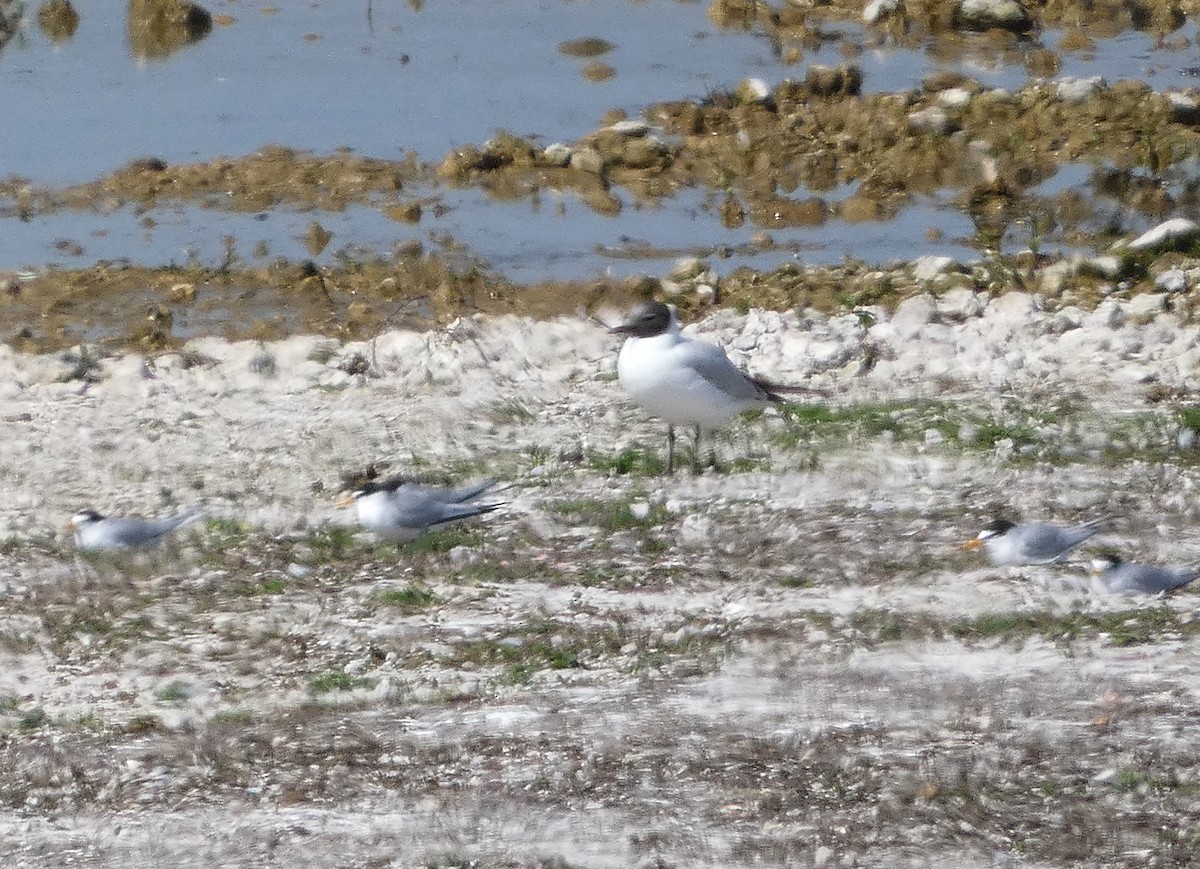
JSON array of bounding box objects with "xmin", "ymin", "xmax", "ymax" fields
[
  {"xmin": 606, "ymin": 120, "xmax": 650, "ymax": 137},
  {"xmin": 937, "ymin": 87, "xmax": 972, "ymax": 109},
  {"xmin": 1127, "ymin": 218, "xmax": 1200, "ymax": 251},
  {"xmin": 1167, "ymin": 91, "xmax": 1200, "ymax": 124},
  {"xmin": 1046, "ymin": 306, "xmax": 1084, "ymax": 335},
  {"xmin": 936, "ymin": 288, "xmax": 984, "ymax": 321},
  {"xmin": 987, "ymin": 291, "xmax": 1038, "ymax": 326},
  {"xmin": 1038, "ymin": 260, "xmax": 1077, "ymax": 294},
  {"xmin": 891, "ymin": 294, "xmax": 939, "ymax": 338},
  {"xmin": 907, "ymin": 106, "xmax": 952, "ymax": 134},
  {"xmin": 1156, "ymin": 268, "xmax": 1188, "ymax": 293},
  {"xmin": 737, "ymin": 77, "xmax": 771, "ymax": 103},
  {"xmin": 1127, "ymin": 293, "xmax": 1167, "ymax": 319},
  {"xmin": 1085, "ymin": 255, "xmax": 1122, "ymax": 278},
  {"xmin": 913, "ymin": 255, "xmax": 957, "ymax": 281},
  {"xmin": 863, "ymin": 0, "xmax": 899, "ymax": 21},
  {"xmin": 1056, "ymin": 75, "xmax": 1105, "ymax": 103},
  {"xmin": 680, "ymin": 514, "xmax": 715, "ymax": 548},
  {"xmin": 542, "ymin": 143, "xmax": 572, "ymax": 167},
  {"xmin": 1089, "ymin": 299, "xmax": 1126, "ymax": 330},
  {"xmin": 958, "ymin": 0, "xmax": 1030, "ymax": 29}
]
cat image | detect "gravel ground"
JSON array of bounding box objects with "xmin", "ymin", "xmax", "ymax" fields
[{"xmin": 3, "ymin": 299, "xmax": 1200, "ymax": 867}]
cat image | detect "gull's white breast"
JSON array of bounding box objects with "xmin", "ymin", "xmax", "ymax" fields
[{"xmin": 617, "ymin": 332, "xmax": 765, "ymax": 430}]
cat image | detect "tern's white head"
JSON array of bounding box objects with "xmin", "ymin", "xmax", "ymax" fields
[
  {"xmin": 1090, "ymin": 551, "xmax": 1122, "ymax": 574},
  {"xmin": 963, "ymin": 518, "xmax": 1015, "ymax": 550}
]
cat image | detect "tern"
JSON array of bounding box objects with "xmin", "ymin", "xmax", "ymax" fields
[
  {"xmin": 336, "ymin": 476, "xmax": 502, "ymax": 540},
  {"xmin": 68, "ymin": 506, "xmax": 205, "ymax": 551},
  {"xmin": 610, "ymin": 301, "xmax": 808, "ymax": 473},
  {"xmin": 963, "ymin": 517, "xmax": 1107, "ymax": 566},
  {"xmin": 1090, "ymin": 552, "xmax": 1199, "ymax": 596}
]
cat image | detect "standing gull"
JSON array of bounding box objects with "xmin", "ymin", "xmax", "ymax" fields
[
  {"xmin": 610, "ymin": 301, "xmax": 807, "ymax": 473},
  {"xmin": 963, "ymin": 517, "xmax": 1107, "ymax": 566},
  {"xmin": 336, "ymin": 477, "xmax": 503, "ymax": 541}
]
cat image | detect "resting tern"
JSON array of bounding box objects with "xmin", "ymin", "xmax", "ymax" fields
[
  {"xmin": 1090, "ymin": 552, "xmax": 1199, "ymax": 596},
  {"xmin": 68, "ymin": 506, "xmax": 205, "ymax": 551},
  {"xmin": 963, "ymin": 517, "xmax": 1107, "ymax": 566},
  {"xmin": 610, "ymin": 301, "xmax": 807, "ymax": 473},
  {"xmin": 336, "ymin": 477, "xmax": 502, "ymax": 540}
]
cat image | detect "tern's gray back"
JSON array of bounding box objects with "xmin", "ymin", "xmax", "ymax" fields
[
  {"xmin": 1104, "ymin": 563, "xmax": 1199, "ymax": 595},
  {"xmin": 1018, "ymin": 522, "xmax": 1102, "ymax": 562}
]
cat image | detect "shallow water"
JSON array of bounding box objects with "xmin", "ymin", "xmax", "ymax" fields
[{"xmin": 0, "ymin": 0, "xmax": 1195, "ymax": 280}]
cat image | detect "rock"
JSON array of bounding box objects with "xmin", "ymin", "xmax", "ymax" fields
[
  {"xmin": 913, "ymin": 255, "xmax": 957, "ymax": 282},
  {"xmin": 1038, "ymin": 259, "xmax": 1076, "ymax": 295},
  {"xmin": 907, "ymin": 106, "xmax": 953, "ymax": 135},
  {"xmin": 736, "ymin": 77, "xmax": 772, "ymax": 105},
  {"xmin": 1127, "ymin": 293, "xmax": 1167, "ymax": 319},
  {"xmin": 936, "ymin": 287, "xmax": 983, "ymax": 321},
  {"xmin": 891, "ymin": 294, "xmax": 939, "ymax": 338},
  {"xmin": 1084, "ymin": 255, "xmax": 1122, "ymax": 278},
  {"xmin": 988, "ymin": 291, "xmax": 1038, "ymax": 325},
  {"xmin": 1056, "ymin": 75, "xmax": 1105, "ymax": 103},
  {"xmin": 680, "ymin": 514, "xmax": 715, "ymax": 548},
  {"xmin": 670, "ymin": 257, "xmax": 707, "ymax": 281},
  {"xmin": 1179, "ymin": 428, "xmax": 1198, "ymax": 451},
  {"xmin": 1126, "ymin": 218, "xmax": 1200, "ymax": 251},
  {"xmin": 937, "ymin": 87, "xmax": 973, "ymax": 108},
  {"xmin": 568, "ymin": 147, "xmax": 604, "ymax": 175},
  {"xmin": 1045, "ymin": 306, "xmax": 1084, "ymax": 335},
  {"xmin": 1167, "ymin": 91, "xmax": 1200, "ymax": 125},
  {"xmin": 1090, "ymin": 298, "xmax": 1126, "ymax": 330},
  {"xmin": 541, "ymin": 143, "xmax": 572, "ymax": 167},
  {"xmin": 1156, "ymin": 268, "xmax": 1188, "ymax": 293},
  {"xmin": 804, "ymin": 65, "xmax": 862, "ymax": 98},
  {"xmin": 863, "ymin": 0, "xmax": 899, "ymax": 22},
  {"xmin": 606, "ymin": 120, "xmax": 650, "ymax": 137},
  {"xmin": 956, "ymin": 0, "xmax": 1032, "ymax": 32}
]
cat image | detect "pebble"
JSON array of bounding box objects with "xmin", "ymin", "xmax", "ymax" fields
[
  {"xmin": 890, "ymin": 293, "xmax": 938, "ymax": 338},
  {"xmin": 542, "ymin": 143, "xmax": 572, "ymax": 167},
  {"xmin": 1155, "ymin": 268, "xmax": 1187, "ymax": 293},
  {"xmin": 862, "ymin": 0, "xmax": 899, "ymax": 21},
  {"xmin": 680, "ymin": 514, "xmax": 715, "ymax": 548},
  {"xmin": 1127, "ymin": 217, "xmax": 1200, "ymax": 251},
  {"xmin": 907, "ymin": 106, "xmax": 952, "ymax": 135},
  {"xmin": 1056, "ymin": 75, "xmax": 1104, "ymax": 103},
  {"xmin": 1126, "ymin": 293, "xmax": 1167, "ymax": 319},
  {"xmin": 912, "ymin": 254, "xmax": 957, "ymax": 282},
  {"xmin": 956, "ymin": 0, "xmax": 1031, "ymax": 31}
]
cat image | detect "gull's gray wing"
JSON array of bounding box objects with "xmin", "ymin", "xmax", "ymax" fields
[{"xmin": 673, "ymin": 339, "xmax": 771, "ymax": 403}]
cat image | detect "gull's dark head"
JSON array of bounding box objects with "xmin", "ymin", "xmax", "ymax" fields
[{"xmin": 610, "ymin": 301, "xmax": 673, "ymax": 338}]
